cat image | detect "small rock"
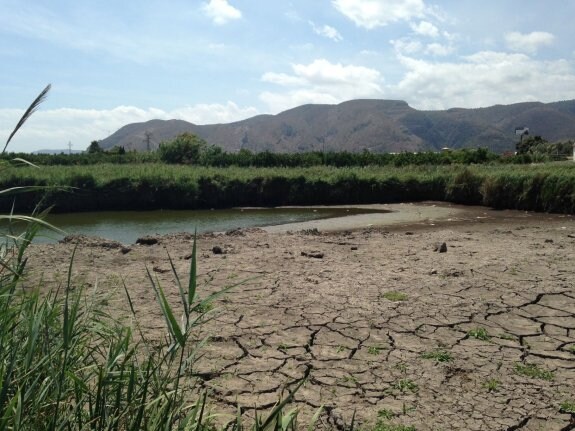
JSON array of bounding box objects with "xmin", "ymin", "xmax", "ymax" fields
[
  {"xmin": 405, "ymin": 231, "xmax": 414, "ymax": 235},
  {"xmin": 444, "ymin": 269, "xmax": 464, "ymax": 277},
  {"xmin": 430, "ymin": 269, "xmax": 438, "ymax": 275},
  {"xmin": 351, "ymin": 246, "xmax": 358, "ymax": 251},
  {"xmin": 152, "ymin": 266, "xmax": 169, "ymax": 274},
  {"xmin": 544, "ymin": 239, "xmax": 554, "ymax": 243},
  {"xmin": 136, "ymin": 236, "xmax": 158, "ymax": 246},
  {"xmin": 183, "ymin": 253, "xmax": 193, "ymax": 260},
  {"xmin": 120, "ymin": 246, "xmax": 132, "ymax": 254},
  {"xmin": 434, "ymin": 242, "xmax": 448, "ymax": 253},
  {"xmin": 212, "ymin": 246, "xmax": 223, "ymax": 254},
  {"xmin": 301, "ymin": 251, "xmax": 324, "ymax": 259},
  {"xmin": 225, "ymin": 228, "xmax": 245, "ymax": 237},
  {"xmin": 300, "ymin": 228, "xmax": 321, "ymax": 236},
  {"xmin": 568, "ymin": 234, "xmax": 575, "ymax": 239}
]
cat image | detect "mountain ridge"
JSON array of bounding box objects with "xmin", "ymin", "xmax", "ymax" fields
[{"xmin": 99, "ymin": 99, "xmax": 575, "ymax": 154}]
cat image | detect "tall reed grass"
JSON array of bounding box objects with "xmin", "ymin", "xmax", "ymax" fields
[
  {"xmin": 1, "ymin": 86, "xmax": 318, "ymax": 430},
  {"xmin": 2, "ymin": 163, "xmax": 575, "ymax": 213}
]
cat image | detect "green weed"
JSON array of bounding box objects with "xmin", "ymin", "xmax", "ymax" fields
[
  {"xmin": 483, "ymin": 378, "xmax": 501, "ymax": 392},
  {"xmin": 368, "ymin": 345, "xmax": 384, "ymax": 355},
  {"xmin": 422, "ymin": 349, "xmax": 453, "ymax": 363},
  {"xmin": 468, "ymin": 327, "xmax": 490, "ymax": 341},
  {"xmin": 377, "ymin": 409, "xmax": 395, "ymax": 420},
  {"xmin": 560, "ymin": 400, "xmax": 575, "ymax": 414},
  {"xmin": 394, "ymin": 362, "xmax": 408, "ymax": 373},
  {"xmin": 382, "ymin": 291, "xmax": 408, "ymax": 301},
  {"xmin": 342, "ymin": 375, "xmax": 358, "ymax": 384},
  {"xmin": 390, "ymin": 379, "xmax": 418, "ymax": 394},
  {"xmin": 514, "ymin": 363, "xmax": 555, "ymax": 381},
  {"xmin": 371, "ymin": 421, "xmax": 417, "ymax": 431}
]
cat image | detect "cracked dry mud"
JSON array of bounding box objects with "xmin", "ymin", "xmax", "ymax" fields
[{"xmin": 27, "ymin": 210, "xmax": 575, "ymax": 430}]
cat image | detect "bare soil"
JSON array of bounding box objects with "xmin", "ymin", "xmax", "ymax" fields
[{"xmin": 25, "ymin": 203, "xmax": 575, "ymax": 430}]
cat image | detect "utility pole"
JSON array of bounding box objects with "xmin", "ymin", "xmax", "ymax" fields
[{"xmin": 144, "ymin": 131, "xmax": 153, "ymax": 152}]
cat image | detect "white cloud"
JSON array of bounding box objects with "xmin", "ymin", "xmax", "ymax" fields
[
  {"xmin": 505, "ymin": 31, "xmax": 555, "ymax": 55},
  {"xmin": 0, "ymin": 103, "xmax": 259, "ymax": 152},
  {"xmin": 262, "ymin": 72, "xmax": 306, "ymax": 86},
  {"xmin": 424, "ymin": 42, "xmax": 453, "ymax": 56},
  {"xmin": 391, "ymin": 38, "xmax": 423, "ymax": 55},
  {"xmin": 310, "ymin": 22, "xmax": 343, "ymax": 42},
  {"xmin": 410, "ymin": 20, "xmax": 439, "ymax": 37},
  {"xmin": 260, "ymin": 59, "xmax": 384, "ymax": 112},
  {"xmin": 333, "ymin": 0, "xmax": 426, "ymax": 29},
  {"xmin": 394, "ymin": 51, "xmax": 575, "ymax": 109},
  {"xmin": 202, "ymin": 0, "xmax": 242, "ymax": 25}
]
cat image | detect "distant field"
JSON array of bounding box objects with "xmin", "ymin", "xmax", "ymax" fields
[{"xmin": 2, "ymin": 162, "xmax": 575, "ymax": 213}]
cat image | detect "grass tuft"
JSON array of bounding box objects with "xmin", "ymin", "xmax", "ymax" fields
[
  {"xmin": 421, "ymin": 349, "xmax": 453, "ymax": 363},
  {"xmin": 483, "ymin": 378, "xmax": 501, "ymax": 392},
  {"xmin": 468, "ymin": 327, "xmax": 490, "ymax": 341},
  {"xmin": 382, "ymin": 291, "xmax": 408, "ymax": 302},
  {"xmin": 560, "ymin": 400, "xmax": 575, "ymax": 414},
  {"xmin": 514, "ymin": 363, "xmax": 555, "ymax": 381}
]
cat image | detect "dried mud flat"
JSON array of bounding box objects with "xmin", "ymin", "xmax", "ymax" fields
[{"xmin": 26, "ymin": 204, "xmax": 575, "ymax": 431}]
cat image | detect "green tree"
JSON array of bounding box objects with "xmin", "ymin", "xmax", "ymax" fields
[
  {"xmin": 87, "ymin": 140, "xmax": 103, "ymax": 153},
  {"xmin": 516, "ymin": 135, "xmax": 546, "ymax": 155},
  {"xmin": 158, "ymin": 133, "xmax": 208, "ymax": 164},
  {"xmin": 108, "ymin": 145, "xmax": 126, "ymax": 155}
]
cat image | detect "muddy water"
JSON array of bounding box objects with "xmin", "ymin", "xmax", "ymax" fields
[
  {"xmin": 33, "ymin": 206, "xmax": 389, "ymax": 244},
  {"xmin": 18, "ymin": 202, "xmax": 575, "ymax": 244}
]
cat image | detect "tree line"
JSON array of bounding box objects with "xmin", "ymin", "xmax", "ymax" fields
[{"xmin": 3, "ymin": 133, "xmax": 573, "ymax": 168}]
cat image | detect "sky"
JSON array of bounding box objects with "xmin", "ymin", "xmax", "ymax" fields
[{"xmin": 1, "ymin": 0, "xmax": 575, "ymax": 152}]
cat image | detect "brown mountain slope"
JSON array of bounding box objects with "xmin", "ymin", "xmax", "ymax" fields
[{"xmin": 99, "ymin": 99, "xmax": 575, "ymax": 153}]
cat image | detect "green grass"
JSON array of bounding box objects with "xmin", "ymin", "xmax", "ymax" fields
[
  {"xmin": 368, "ymin": 345, "xmax": 384, "ymax": 355},
  {"xmin": 363, "ymin": 410, "xmax": 418, "ymax": 431},
  {"xmin": 382, "ymin": 291, "xmax": 409, "ymax": 302},
  {"xmin": 390, "ymin": 379, "xmax": 418, "ymax": 394},
  {"xmin": 4, "ymin": 162, "xmax": 575, "ymax": 213},
  {"xmin": 394, "ymin": 363, "xmax": 408, "ymax": 373},
  {"xmin": 560, "ymin": 400, "xmax": 575, "ymax": 414},
  {"xmin": 421, "ymin": 349, "xmax": 453, "ymax": 363},
  {"xmin": 377, "ymin": 409, "xmax": 395, "ymax": 420},
  {"xmin": 514, "ymin": 363, "xmax": 555, "ymax": 381},
  {"xmin": 341, "ymin": 374, "xmax": 358, "ymax": 384},
  {"xmin": 370, "ymin": 420, "xmax": 417, "ymax": 431},
  {"xmin": 0, "ymin": 87, "xmax": 322, "ymax": 431},
  {"xmin": 483, "ymin": 378, "xmax": 501, "ymax": 392},
  {"xmin": 468, "ymin": 327, "xmax": 490, "ymax": 341},
  {"xmin": 0, "ymin": 215, "xmax": 315, "ymax": 430}
]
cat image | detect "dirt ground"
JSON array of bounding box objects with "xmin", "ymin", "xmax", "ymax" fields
[{"xmin": 25, "ymin": 203, "xmax": 575, "ymax": 430}]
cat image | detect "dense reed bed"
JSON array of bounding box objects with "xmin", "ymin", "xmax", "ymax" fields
[
  {"xmin": 1, "ymin": 85, "xmax": 317, "ymax": 430},
  {"xmin": 2, "ymin": 162, "xmax": 575, "ymax": 214}
]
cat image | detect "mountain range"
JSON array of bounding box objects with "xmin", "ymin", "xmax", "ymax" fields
[{"xmin": 99, "ymin": 99, "xmax": 575, "ymax": 154}]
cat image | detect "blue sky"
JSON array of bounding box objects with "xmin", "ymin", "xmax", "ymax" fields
[{"xmin": 2, "ymin": 0, "xmax": 575, "ymax": 152}]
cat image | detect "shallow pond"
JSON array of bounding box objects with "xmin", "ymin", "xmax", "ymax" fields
[{"xmin": 27, "ymin": 207, "xmax": 389, "ymax": 244}]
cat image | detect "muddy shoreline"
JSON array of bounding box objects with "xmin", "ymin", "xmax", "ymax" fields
[{"xmin": 24, "ymin": 203, "xmax": 575, "ymax": 430}]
